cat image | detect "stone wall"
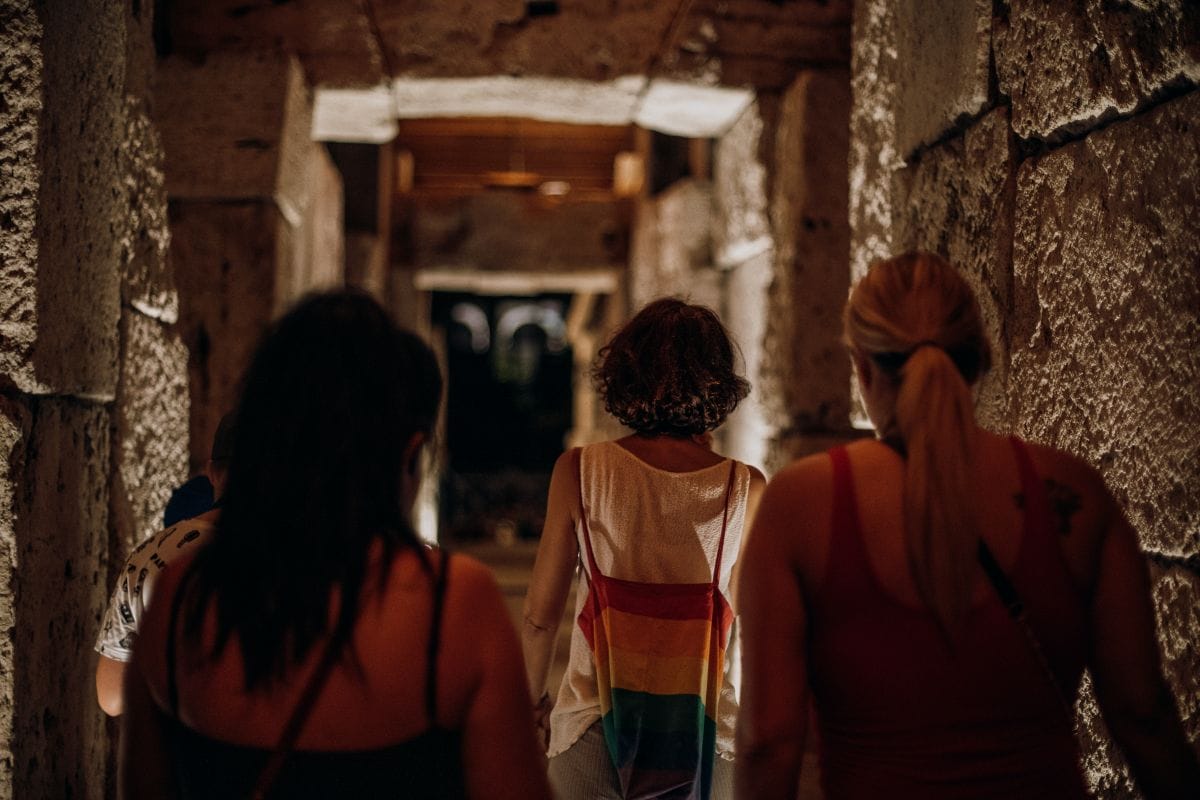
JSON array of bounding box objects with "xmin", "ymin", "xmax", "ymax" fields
[
  {"xmin": 0, "ymin": 1, "xmax": 189, "ymax": 796},
  {"xmin": 158, "ymin": 51, "xmax": 345, "ymax": 471},
  {"xmin": 850, "ymin": 0, "xmax": 1200, "ymax": 794}
]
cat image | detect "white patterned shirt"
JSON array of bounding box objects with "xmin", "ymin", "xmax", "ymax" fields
[{"xmin": 94, "ymin": 516, "xmax": 216, "ymax": 662}]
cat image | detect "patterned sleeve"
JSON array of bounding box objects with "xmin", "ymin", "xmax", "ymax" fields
[{"xmin": 94, "ymin": 562, "xmax": 140, "ymax": 662}]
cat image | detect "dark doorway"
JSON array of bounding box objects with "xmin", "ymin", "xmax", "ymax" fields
[{"xmin": 433, "ymin": 291, "xmax": 574, "ymax": 544}]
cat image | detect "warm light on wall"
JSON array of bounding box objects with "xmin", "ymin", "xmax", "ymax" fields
[{"xmin": 613, "ymin": 151, "xmax": 644, "ymax": 197}]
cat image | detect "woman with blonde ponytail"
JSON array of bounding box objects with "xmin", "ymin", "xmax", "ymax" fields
[{"xmin": 736, "ymin": 252, "xmax": 1199, "ymax": 799}]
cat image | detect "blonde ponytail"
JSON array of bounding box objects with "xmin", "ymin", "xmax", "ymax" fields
[{"xmin": 844, "ymin": 253, "xmax": 991, "ymax": 634}]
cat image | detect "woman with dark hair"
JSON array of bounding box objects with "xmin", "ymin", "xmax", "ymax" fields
[
  {"xmin": 522, "ymin": 297, "xmax": 766, "ymax": 800},
  {"xmin": 735, "ymin": 252, "xmax": 1200, "ymax": 798},
  {"xmin": 120, "ymin": 291, "xmax": 550, "ymax": 800}
]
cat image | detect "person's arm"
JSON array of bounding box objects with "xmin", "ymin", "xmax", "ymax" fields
[
  {"xmin": 96, "ymin": 654, "xmax": 127, "ymax": 716},
  {"xmin": 96, "ymin": 568, "xmax": 139, "ymax": 716},
  {"xmin": 1087, "ymin": 485, "xmax": 1200, "ymax": 797},
  {"xmin": 734, "ymin": 461, "xmax": 820, "ymax": 800},
  {"xmin": 521, "ymin": 449, "xmax": 581, "ymax": 717},
  {"xmin": 455, "ymin": 561, "xmax": 554, "ymax": 800}
]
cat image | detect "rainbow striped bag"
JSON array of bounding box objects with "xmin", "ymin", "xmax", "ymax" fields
[{"xmin": 577, "ymin": 463, "xmax": 736, "ymax": 800}]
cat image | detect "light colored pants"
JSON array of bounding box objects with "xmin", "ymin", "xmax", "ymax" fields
[{"xmin": 547, "ymin": 721, "xmax": 734, "ymax": 800}]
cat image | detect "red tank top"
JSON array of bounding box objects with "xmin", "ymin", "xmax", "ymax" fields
[{"xmin": 808, "ymin": 438, "xmax": 1090, "ymax": 799}]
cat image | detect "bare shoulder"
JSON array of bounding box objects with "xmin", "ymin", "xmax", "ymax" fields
[
  {"xmin": 442, "ymin": 552, "xmax": 504, "ymax": 604},
  {"xmin": 1008, "ymin": 435, "xmax": 1118, "ymax": 540},
  {"xmin": 767, "ymin": 451, "xmax": 834, "ymax": 499}
]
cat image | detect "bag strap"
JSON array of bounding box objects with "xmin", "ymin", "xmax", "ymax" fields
[
  {"xmin": 248, "ymin": 627, "xmax": 346, "ymax": 800},
  {"xmin": 710, "ymin": 461, "xmax": 738, "ymax": 586},
  {"xmin": 977, "ymin": 540, "xmax": 1074, "ymax": 722},
  {"xmin": 576, "ymin": 449, "xmax": 601, "ymax": 581}
]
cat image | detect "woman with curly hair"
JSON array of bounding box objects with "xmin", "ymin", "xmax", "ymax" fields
[{"xmin": 522, "ymin": 297, "xmax": 765, "ymax": 800}]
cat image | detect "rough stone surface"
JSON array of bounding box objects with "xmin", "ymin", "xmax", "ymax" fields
[
  {"xmin": 169, "ymin": 0, "xmax": 848, "ymax": 90},
  {"xmin": 1010, "ymin": 91, "xmax": 1200, "ymax": 557},
  {"xmin": 0, "ymin": 397, "xmax": 27, "ymax": 797},
  {"xmin": 0, "ymin": 0, "xmax": 123, "ymax": 399},
  {"xmin": 892, "ymin": 107, "xmax": 1018, "ymax": 433},
  {"xmin": 628, "ymin": 180, "xmax": 719, "ymax": 312},
  {"xmin": 171, "ymin": 202, "xmax": 279, "ymax": 472},
  {"xmin": 11, "ymin": 398, "xmax": 110, "ymax": 800},
  {"xmin": 768, "ymin": 69, "xmax": 853, "ymax": 455},
  {"xmin": 156, "ymin": 51, "xmax": 309, "ymax": 202},
  {"xmin": 274, "ymin": 142, "xmax": 346, "ymax": 315},
  {"xmin": 1148, "ymin": 561, "xmax": 1200, "ymax": 754},
  {"xmin": 713, "ymin": 101, "xmax": 772, "ymax": 269},
  {"xmin": 848, "ymin": 0, "xmax": 899, "ymax": 281},
  {"xmin": 410, "ymin": 195, "xmax": 626, "ymax": 274},
  {"xmin": 721, "ymin": 250, "xmax": 774, "ymax": 473},
  {"xmin": 892, "ymin": 0, "xmax": 991, "ymax": 158},
  {"xmin": 996, "ymin": 0, "xmax": 1200, "ymax": 141},
  {"xmin": 110, "ymin": 311, "xmax": 190, "ymax": 551},
  {"xmin": 0, "ymin": 1, "xmax": 42, "ymax": 397},
  {"xmin": 119, "ymin": 96, "xmax": 177, "ymax": 323}
]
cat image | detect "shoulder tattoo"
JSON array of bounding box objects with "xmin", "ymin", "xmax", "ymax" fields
[{"xmin": 1012, "ymin": 478, "xmax": 1082, "ymax": 537}]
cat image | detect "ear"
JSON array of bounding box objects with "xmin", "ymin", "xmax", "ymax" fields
[{"xmin": 402, "ymin": 432, "xmax": 427, "ymax": 476}]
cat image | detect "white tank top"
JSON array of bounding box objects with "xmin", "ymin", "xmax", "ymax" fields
[{"xmin": 547, "ymin": 440, "xmax": 751, "ymax": 760}]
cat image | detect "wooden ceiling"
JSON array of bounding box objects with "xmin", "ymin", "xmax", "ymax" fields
[{"xmin": 393, "ymin": 118, "xmax": 637, "ymax": 202}]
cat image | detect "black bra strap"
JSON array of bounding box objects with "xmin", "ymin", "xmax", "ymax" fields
[{"xmin": 425, "ymin": 551, "xmax": 450, "ymax": 726}]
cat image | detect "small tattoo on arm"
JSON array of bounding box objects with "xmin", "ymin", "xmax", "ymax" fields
[{"xmin": 1013, "ymin": 479, "xmax": 1082, "ymax": 537}]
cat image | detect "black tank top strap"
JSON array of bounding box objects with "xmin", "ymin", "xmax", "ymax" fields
[{"xmin": 425, "ymin": 550, "xmax": 450, "ymax": 727}]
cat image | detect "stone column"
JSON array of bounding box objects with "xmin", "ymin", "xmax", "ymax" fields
[
  {"xmin": 0, "ymin": 1, "xmax": 188, "ymax": 796},
  {"xmin": 157, "ymin": 51, "xmax": 345, "ymax": 471}
]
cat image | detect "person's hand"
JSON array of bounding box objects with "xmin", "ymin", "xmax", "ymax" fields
[{"xmin": 533, "ymin": 693, "xmax": 553, "ymax": 751}]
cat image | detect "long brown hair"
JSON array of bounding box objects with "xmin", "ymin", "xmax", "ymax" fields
[{"xmin": 844, "ymin": 252, "xmax": 991, "ymax": 633}]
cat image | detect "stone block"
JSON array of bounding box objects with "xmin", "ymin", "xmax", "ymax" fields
[
  {"xmin": 11, "ymin": 398, "xmax": 110, "ymax": 799},
  {"xmin": 722, "ymin": 250, "xmax": 775, "ymax": 473},
  {"xmin": 156, "ymin": 51, "xmax": 310, "ymax": 203},
  {"xmin": 274, "ymin": 142, "xmax": 345, "ymax": 315},
  {"xmin": 770, "ymin": 69, "xmax": 853, "ymax": 439},
  {"xmin": 1010, "ymin": 91, "xmax": 1200, "ymax": 556},
  {"xmin": 171, "ymin": 201, "xmax": 280, "ymax": 472},
  {"xmin": 111, "ymin": 310, "xmax": 190, "ymax": 551},
  {"xmin": 713, "ymin": 102, "xmax": 772, "ymax": 269},
  {"xmin": 411, "ymin": 195, "xmax": 627, "ymax": 274},
  {"xmin": 119, "ymin": 96, "xmax": 177, "ymax": 323},
  {"xmin": 892, "ymin": 0, "xmax": 991, "ymax": 158},
  {"xmin": 0, "ymin": 0, "xmax": 123, "ymax": 399},
  {"xmin": 627, "ymin": 180, "xmax": 716, "ymax": 310},
  {"xmin": 848, "ymin": 0, "xmax": 899, "ymax": 280},
  {"xmin": 892, "ymin": 107, "xmax": 1018, "ymax": 433},
  {"xmin": 0, "ymin": 396, "xmax": 28, "ymax": 797},
  {"xmin": 996, "ymin": 0, "xmax": 1200, "ymax": 141}
]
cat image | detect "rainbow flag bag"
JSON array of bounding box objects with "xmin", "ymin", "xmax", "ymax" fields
[{"xmin": 577, "ymin": 462, "xmax": 737, "ymax": 800}]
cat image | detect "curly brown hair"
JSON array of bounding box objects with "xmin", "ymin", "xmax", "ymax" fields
[{"xmin": 592, "ymin": 298, "xmax": 749, "ymax": 436}]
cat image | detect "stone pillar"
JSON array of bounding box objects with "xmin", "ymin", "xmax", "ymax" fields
[
  {"xmin": 714, "ymin": 102, "xmax": 775, "ymax": 472},
  {"xmin": 157, "ymin": 51, "xmax": 345, "ymax": 471},
  {"xmin": 0, "ymin": 1, "xmax": 188, "ymax": 796},
  {"xmin": 766, "ymin": 69, "xmax": 855, "ymax": 468},
  {"xmin": 849, "ymin": 0, "xmax": 1200, "ymax": 793}
]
